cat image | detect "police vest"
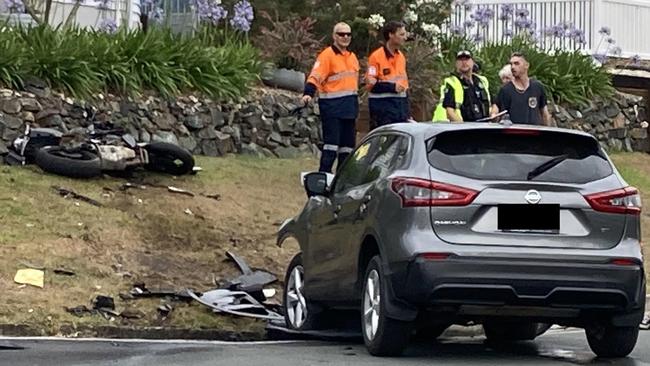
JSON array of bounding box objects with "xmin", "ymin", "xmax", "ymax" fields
[{"xmin": 432, "ymin": 74, "xmax": 490, "ymax": 122}]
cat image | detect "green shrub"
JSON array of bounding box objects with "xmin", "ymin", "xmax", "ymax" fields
[
  {"xmin": 0, "ymin": 25, "xmax": 262, "ymax": 100},
  {"xmin": 0, "ymin": 30, "xmax": 28, "ymax": 90},
  {"xmin": 19, "ymin": 26, "xmax": 103, "ymax": 97}
]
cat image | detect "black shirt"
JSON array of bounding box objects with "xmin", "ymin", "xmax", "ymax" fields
[
  {"xmin": 442, "ymin": 74, "xmax": 490, "ymax": 122},
  {"xmin": 496, "ymin": 79, "xmax": 547, "ymax": 125}
]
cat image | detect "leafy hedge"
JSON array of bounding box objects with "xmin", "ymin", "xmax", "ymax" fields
[
  {"xmin": 434, "ymin": 35, "xmax": 615, "ymax": 106},
  {"xmin": 0, "ymin": 25, "xmax": 263, "ymax": 99}
]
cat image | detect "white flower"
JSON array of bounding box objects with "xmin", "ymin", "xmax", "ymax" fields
[
  {"xmin": 368, "ymin": 14, "xmax": 385, "ymax": 29},
  {"xmin": 421, "ymin": 23, "xmax": 441, "ymax": 35},
  {"xmin": 404, "ymin": 9, "xmax": 418, "ymax": 23}
]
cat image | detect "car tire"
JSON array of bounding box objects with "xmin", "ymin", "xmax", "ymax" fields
[
  {"xmin": 586, "ymin": 325, "xmax": 639, "ymax": 358},
  {"xmin": 483, "ymin": 321, "xmax": 549, "ymax": 341},
  {"xmin": 283, "ymin": 253, "xmax": 320, "ymax": 330},
  {"xmin": 362, "ymin": 255, "xmax": 412, "ymax": 356}
]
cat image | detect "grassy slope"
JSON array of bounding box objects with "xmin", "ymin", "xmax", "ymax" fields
[{"xmin": 0, "ymin": 156, "xmax": 312, "ymax": 335}]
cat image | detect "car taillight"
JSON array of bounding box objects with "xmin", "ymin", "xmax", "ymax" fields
[
  {"xmin": 610, "ymin": 258, "xmax": 639, "ymax": 266},
  {"xmin": 390, "ymin": 177, "xmax": 478, "ymax": 207},
  {"xmin": 584, "ymin": 187, "xmax": 642, "ymax": 215},
  {"xmin": 419, "ymin": 252, "xmax": 453, "ymax": 261}
]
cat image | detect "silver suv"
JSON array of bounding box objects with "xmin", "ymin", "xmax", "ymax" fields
[{"xmin": 278, "ymin": 122, "xmax": 645, "ymax": 357}]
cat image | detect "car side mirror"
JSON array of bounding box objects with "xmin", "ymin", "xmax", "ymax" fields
[{"xmin": 302, "ymin": 172, "xmax": 333, "ymax": 198}]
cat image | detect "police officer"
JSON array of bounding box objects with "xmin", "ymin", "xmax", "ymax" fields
[
  {"xmin": 365, "ymin": 21, "xmax": 409, "ymax": 130},
  {"xmin": 302, "ymin": 22, "xmax": 360, "ymax": 173},
  {"xmin": 432, "ymin": 50, "xmax": 491, "ymax": 122}
]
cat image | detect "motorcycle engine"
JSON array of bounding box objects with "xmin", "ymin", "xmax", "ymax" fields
[{"xmin": 97, "ymin": 145, "xmax": 138, "ymax": 170}]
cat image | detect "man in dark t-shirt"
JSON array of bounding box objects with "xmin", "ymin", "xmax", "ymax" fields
[{"xmin": 492, "ymin": 52, "xmax": 552, "ymax": 126}]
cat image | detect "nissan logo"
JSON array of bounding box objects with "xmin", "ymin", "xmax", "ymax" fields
[{"xmin": 525, "ymin": 190, "xmax": 542, "ymax": 204}]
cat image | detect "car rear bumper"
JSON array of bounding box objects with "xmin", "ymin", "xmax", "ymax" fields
[{"xmin": 387, "ymin": 255, "xmax": 646, "ymax": 325}]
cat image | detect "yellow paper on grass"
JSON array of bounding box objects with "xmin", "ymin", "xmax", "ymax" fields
[{"xmin": 14, "ymin": 269, "xmax": 44, "ymax": 288}]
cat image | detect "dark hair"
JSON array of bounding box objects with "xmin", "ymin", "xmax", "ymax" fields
[
  {"xmin": 510, "ymin": 51, "xmax": 527, "ymax": 61},
  {"xmin": 382, "ymin": 21, "xmax": 405, "ymax": 41}
]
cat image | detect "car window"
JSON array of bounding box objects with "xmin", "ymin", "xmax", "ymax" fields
[
  {"xmin": 333, "ymin": 138, "xmax": 378, "ymax": 193},
  {"xmin": 426, "ymin": 129, "xmax": 613, "ymax": 184},
  {"xmin": 362, "ymin": 135, "xmax": 405, "ymax": 184}
]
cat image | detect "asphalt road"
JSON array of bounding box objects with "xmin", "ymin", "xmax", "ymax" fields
[{"xmin": 1, "ymin": 329, "xmax": 649, "ymax": 366}]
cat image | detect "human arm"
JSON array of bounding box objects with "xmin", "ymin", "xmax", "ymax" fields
[
  {"xmin": 442, "ymin": 85, "xmax": 463, "ymax": 122},
  {"xmin": 302, "ymin": 52, "xmax": 330, "ymax": 104}
]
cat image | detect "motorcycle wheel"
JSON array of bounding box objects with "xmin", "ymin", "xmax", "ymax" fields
[
  {"xmin": 35, "ymin": 146, "xmax": 102, "ymax": 178},
  {"xmin": 143, "ymin": 142, "xmax": 195, "ymax": 176}
]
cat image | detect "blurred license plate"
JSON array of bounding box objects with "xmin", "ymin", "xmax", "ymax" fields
[{"xmin": 498, "ymin": 204, "xmax": 560, "ymax": 232}]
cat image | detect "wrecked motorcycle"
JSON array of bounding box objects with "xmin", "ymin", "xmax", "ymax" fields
[{"xmin": 7, "ymin": 124, "xmax": 195, "ymax": 178}]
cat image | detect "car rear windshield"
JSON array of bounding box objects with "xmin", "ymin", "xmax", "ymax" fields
[{"xmin": 426, "ymin": 129, "xmax": 613, "ymax": 183}]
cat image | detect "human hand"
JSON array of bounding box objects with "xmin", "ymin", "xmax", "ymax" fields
[
  {"xmin": 395, "ymin": 84, "xmax": 406, "ymax": 93},
  {"xmin": 367, "ymin": 77, "xmax": 377, "ymax": 86},
  {"xmin": 301, "ymin": 95, "xmax": 313, "ymax": 105}
]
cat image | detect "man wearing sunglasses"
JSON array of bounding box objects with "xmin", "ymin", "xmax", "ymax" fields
[
  {"xmin": 365, "ymin": 21, "xmax": 410, "ymax": 130},
  {"xmin": 302, "ymin": 22, "xmax": 360, "ymax": 173}
]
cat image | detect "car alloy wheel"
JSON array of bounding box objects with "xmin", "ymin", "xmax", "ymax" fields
[
  {"xmin": 286, "ymin": 265, "xmax": 308, "ymax": 328},
  {"xmin": 363, "ymin": 269, "xmax": 381, "ymax": 341}
]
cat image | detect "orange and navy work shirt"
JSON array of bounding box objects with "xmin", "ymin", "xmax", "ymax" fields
[
  {"xmin": 304, "ymin": 45, "xmax": 360, "ymax": 119},
  {"xmin": 366, "ymin": 46, "xmax": 409, "ymax": 95},
  {"xmin": 365, "ymin": 46, "xmax": 409, "ymax": 123}
]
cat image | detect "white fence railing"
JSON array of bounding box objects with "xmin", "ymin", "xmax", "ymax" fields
[
  {"xmin": 0, "ymin": 0, "xmax": 129, "ymax": 29},
  {"xmin": 449, "ymin": 0, "xmax": 650, "ymax": 59}
]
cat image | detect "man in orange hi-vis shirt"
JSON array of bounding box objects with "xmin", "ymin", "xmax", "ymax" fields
[
  {"xmin": 365, "ymin": 21, "xmax": 410, "ymax": 130},
  {"xmin": 302, "ymin": 22, "xmax": 360, "ymax": 173}
]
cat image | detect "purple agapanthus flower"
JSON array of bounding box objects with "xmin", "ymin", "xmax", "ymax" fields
[
  {"xmin": 471, "ymin": 7, "xmax": 494, "ymax": 27},
  {"xmin": 611, "ymin": 46, "xmax": 622, "ymax": 56},
  {"xmin": 99, "ymin": 18, "xmax": 118, "ymax": 33},
  {"xmin": 630, "ymin": 54, "xmax": 641, "ymax": 65},
  {"xmin": 4, "ymin": 0, "xmax": 25, "ymax": 13},
  {"xmin": 230, "ymin": 0, "xmax": 254, "ymax": 32},
  {"xmin": 514, "ymin": 17, "xmax": 534, "ymax": 30},
  {"xmin": 568, "ymin": 28, "xmax": 586, "ymax": 44},
  {"xmin": 598, "ymin": 26, "xmax": 611, "ymax": 36},
  {"xmin": 504, "ymin": 28, "xmax": 514, "ymax": 38},
  {"xmin": 450, "ymin": 25, "xmax": 465, "ymax": 36},
  {"xmin": 194, "ymin": 0, "xmax": 228, "ymax": 25},
  {"xmin": 515, "ymin": 8, "xmax": 529, "ymax": 18},
  {"xmin": 500, "ymin": 3, "xmax": 514, "ymax": 15},
  {"xmin": 499, "ymin": 13, "xmax": 510, "ymax": 22},
  {"xmin": 463, "ymin": 19, "xmax": 474, "ymax": 29},
  {"xmin": 544, "ymin": 24, "xmax": 565, "ymax": 38},
  {"xmin": 606, "ymin": 37, "xmax": 616, "ymax": 44}
]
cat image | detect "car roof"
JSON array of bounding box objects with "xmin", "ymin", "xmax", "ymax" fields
[{"xmin": 365, "ymin": 121, "xmax": 596, "ymax": 141}]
